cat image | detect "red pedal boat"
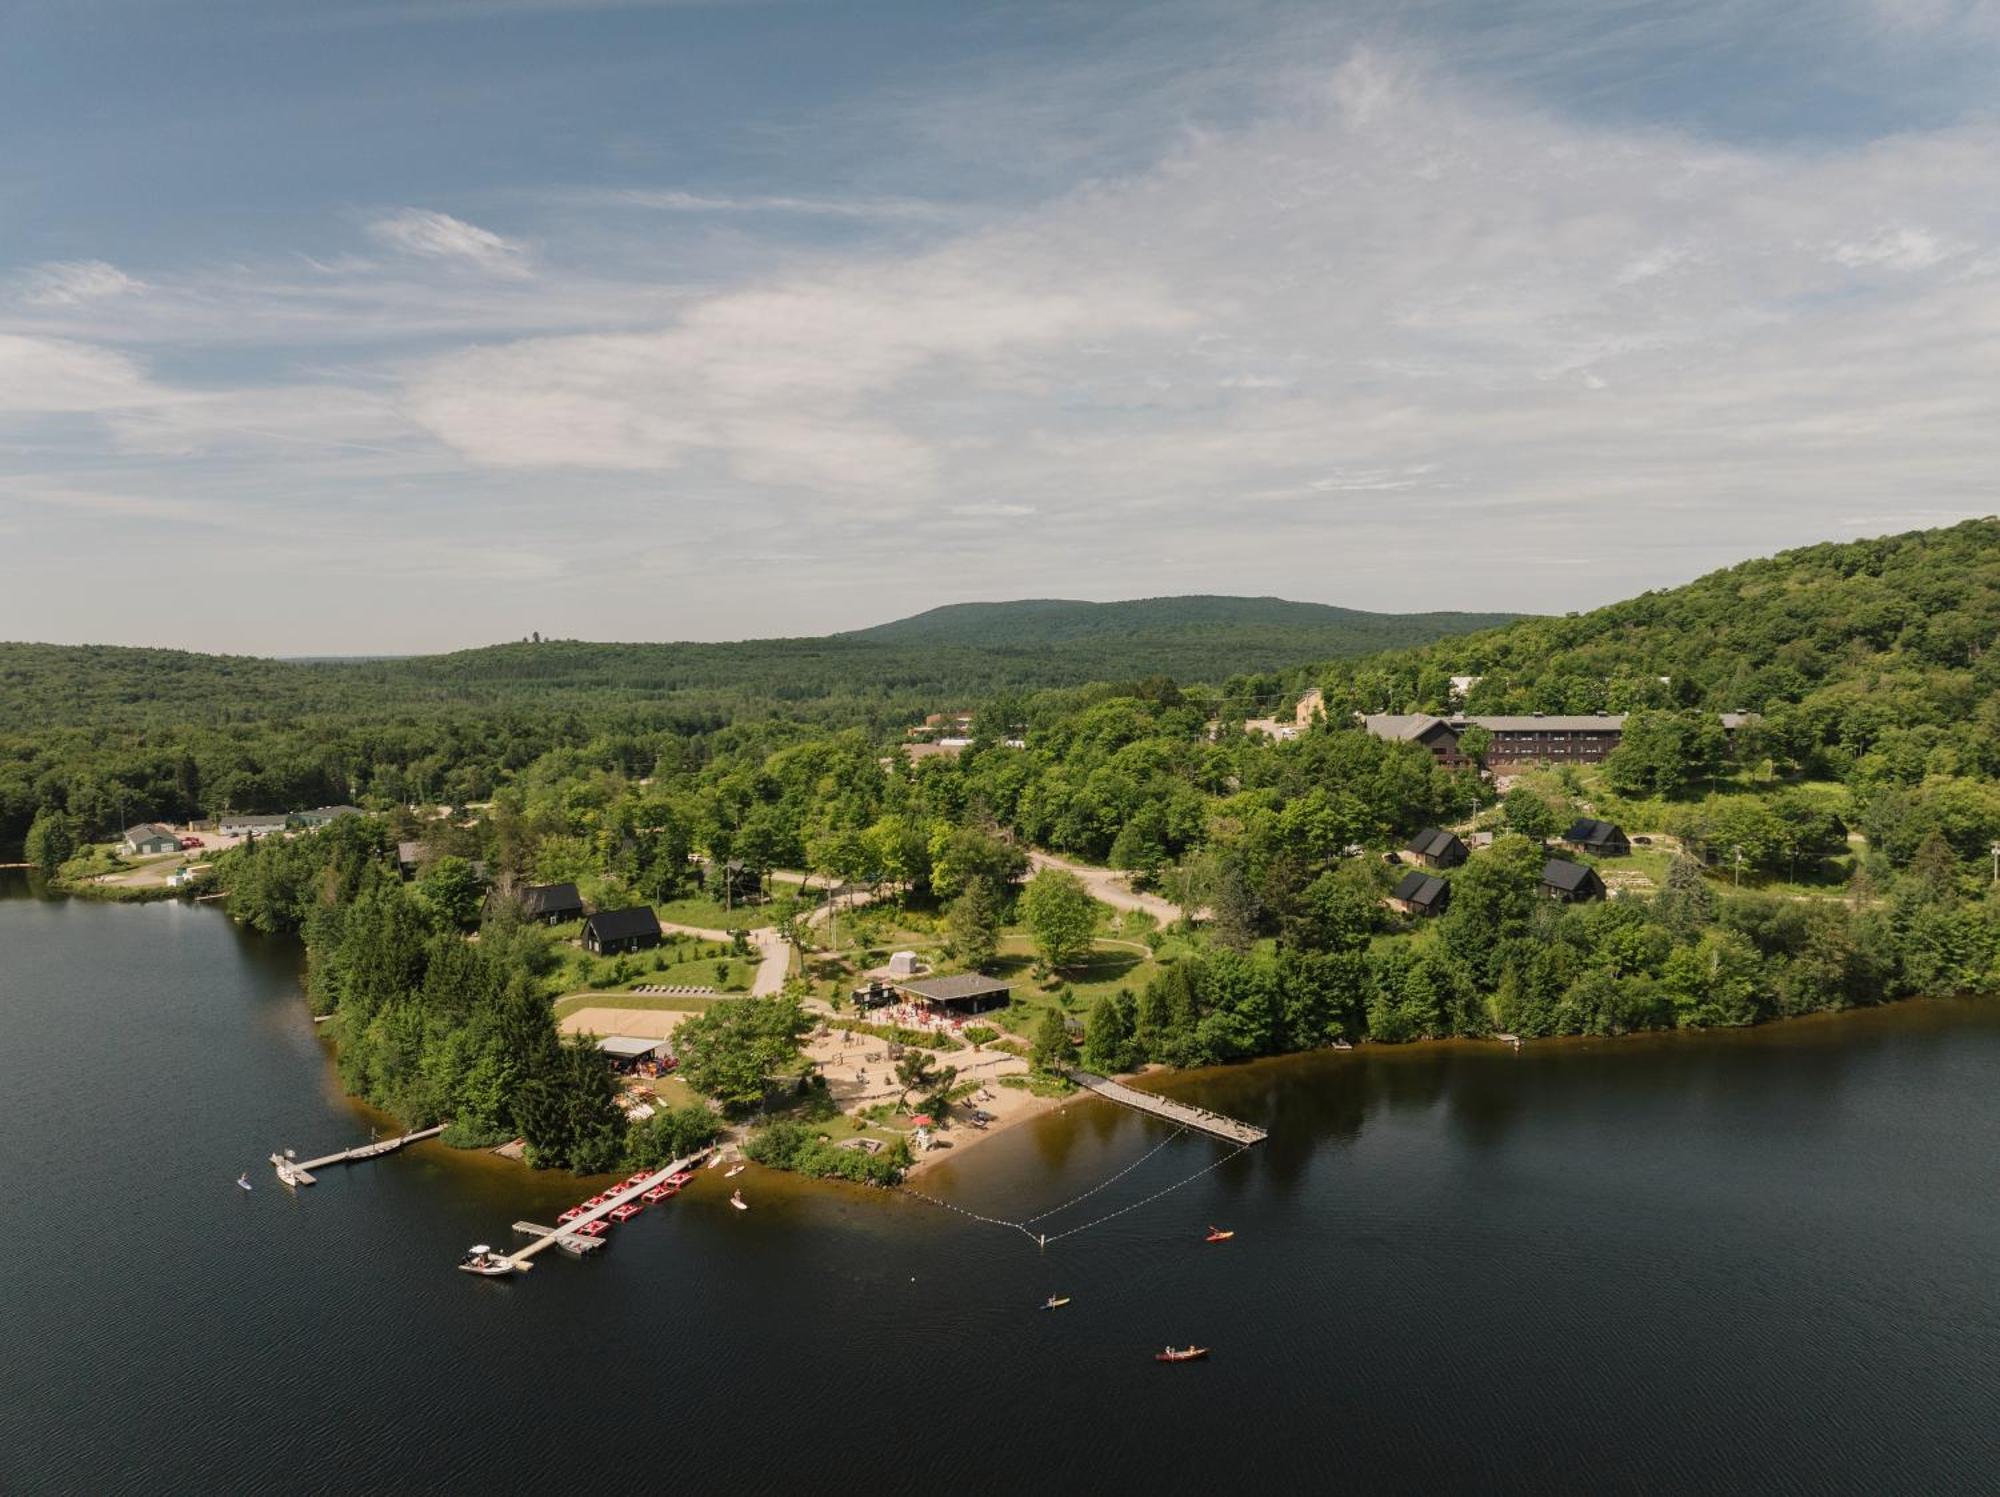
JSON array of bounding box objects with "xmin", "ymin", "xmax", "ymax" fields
[
  {"xmin": 557, "ymin": 1206, "xmax": 586, "ymax": 1224},
  {"xmin": 609, "ymin": 1203, "xmax": 643, "ymax": 1222},
  {"xmin": 1155, "ymin": 1346, "xmax": 1209, "ymax": 1363},
  {"xmin": 575, "ymin": 1220, "xmax": 609, "ymax": 1238}
]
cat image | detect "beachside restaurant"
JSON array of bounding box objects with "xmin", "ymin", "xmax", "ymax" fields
[
  {"xmin": 597, "ymin": 1034, "xmax": 671, "ymax": 1073},
  {"xmin": 892, "ymin": 973, "xmax": 1012, "ymax": 1018}
]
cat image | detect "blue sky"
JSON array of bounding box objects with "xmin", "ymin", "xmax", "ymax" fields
[{"xmin": 3, "ymin": 0, "xmax": 1997, "ymax": 652}]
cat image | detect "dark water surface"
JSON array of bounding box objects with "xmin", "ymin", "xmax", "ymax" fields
[{"xmin": 4, "ymin": 877, "xmax": 1998, "ymax": 1495}]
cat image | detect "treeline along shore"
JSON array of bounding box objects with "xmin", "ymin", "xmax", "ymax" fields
[{"xmin": 7, "ymin": 520, "xmax": 2000, "ymax": 1179}]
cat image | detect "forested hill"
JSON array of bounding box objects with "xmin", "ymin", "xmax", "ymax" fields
[
  {"xmin": 841, "ymin": 595, "xmax": 1520, "ymax": 658},
  {"xmin": 0, "ymin": 595, "xmax": 1514, "ymax": 734},
  {"xmin": 1313, "ymin": 518, "xmax": 2000, "ymax": 741}
]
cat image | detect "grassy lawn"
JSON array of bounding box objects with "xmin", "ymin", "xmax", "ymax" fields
[
  {"xmin": 545, "ymin": 938, "xmax": 756, "ymax": 996},
  {"xmin": 979, "ymin": 933, "xmax": 1172, "ymax": 1040},
  {"xmin": 553, "ymin": 992, "xmax": 731, "ymax": 1021},
  {"xmin": 653, "ymin": 892, "xmax": 811, "ymax": 931}
]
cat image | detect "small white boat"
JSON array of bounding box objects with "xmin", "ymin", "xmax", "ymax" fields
[
  {"xmin": 707, "ymin": 1152, "xmax": 726, "ymax": 1170},
  {"xmin": 724, "ymin": 1164, "xmax": 745, "ymax": 1179},
  {"xmin": 457, "ymin": 1245, "xmax": 515, "ymax": 1277},
  {"xmin": 729, "ymin": 1190, "xmax": 748, "ymax": 1211}
]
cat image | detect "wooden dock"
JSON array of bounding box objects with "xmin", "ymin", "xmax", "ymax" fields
[
  {"xmin": 1069, "ymin": 1072, "xmax": 1267, "ymax": 1145},
  {"xmin": 270, "ymin": 1124, "xmax": 445, "ymax": 1186},
  {"xmin": 512, "ymin": 1221, "xmax": 605, "ymax": 1255},
  {"xmin": 502, "ymin": 1147, "xmax": 711, "ymax": 1271}
]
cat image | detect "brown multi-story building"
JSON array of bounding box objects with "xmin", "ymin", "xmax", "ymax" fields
[{"xmin": 1362, "ymin": 712, "xmax": 1752, "ymax": 768}]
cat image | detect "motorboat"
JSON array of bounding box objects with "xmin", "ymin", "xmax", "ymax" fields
[
  {"xmin": 457, "ymin": 1245, "xmax": 514, "ymax": 1277},
  {"xmin": 1204, "ymin": 1227, "xmax": 1234, "ymax": 1243},
  {"xmin": 1154, "ymin": 1346, "xmax": 1209, "ymax": 1363}
]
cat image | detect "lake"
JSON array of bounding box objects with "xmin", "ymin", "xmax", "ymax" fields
[{"xmin": 4, "ymin": 875, "xmax": 1998, "ymax": 1494}]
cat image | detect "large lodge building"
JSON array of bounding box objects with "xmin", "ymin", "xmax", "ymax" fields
[{"xmin": 1362, "ymin": 711, "xmax": 1753, "ymax": 768}]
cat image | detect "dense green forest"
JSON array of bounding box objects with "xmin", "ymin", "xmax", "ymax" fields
[
  {"xmin": 839, "ymin": 595, "xmax": 1516, "ymax": 652},
  {"xmin": 0, "ymin": 593, "xmax": 1511, "ymax": 845},
  {"xmin": 14, "ymin": 520, "xmax": 2000, "ymax": 1174}
]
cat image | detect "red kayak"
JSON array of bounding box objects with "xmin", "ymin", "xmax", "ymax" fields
[
  {"xmin": 1204, "ymin": 1226, "xmax": 1234, "ymax": 1243},
  {"xmin": 1155, "ymin": 1346, "xmax": 1209, "ymax": 1363}
]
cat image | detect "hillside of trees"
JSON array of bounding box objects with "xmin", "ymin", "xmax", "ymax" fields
[
  {"xmin": 42, "ymin": 517, "xmax": 1995, "ymax": 1171},
  {"xmin": 839, "ymin": 594, "xmax": 1519, "ymax": 656}
]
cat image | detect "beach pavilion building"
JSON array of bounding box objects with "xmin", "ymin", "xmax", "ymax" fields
[{"xmin": 892, "ymin": 972, "xmax": 1012, "ymax": 1017}]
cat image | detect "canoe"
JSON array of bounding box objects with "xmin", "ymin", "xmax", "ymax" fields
[
  {"xmin": 1154, "ymin": 1347, "xmax": 1209, "ymax": 1363},
  {"xmin": 1204, "ymin": 1228, "xmax": 1234, "ymax": 1243},
  {"xmin": 1042, "ymin": 1297, "xmax": 1071, "ymax": 1310}
]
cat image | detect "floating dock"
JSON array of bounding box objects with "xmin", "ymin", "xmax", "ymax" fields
[
  {"xmin": 512, "ymin": 1221, "xmax": 605, "ymax": 1255},
  {"xmin": 1069, "ymin": 1072, "xmax": 1267, "ymax": 1145},
  {"xmin": 502, "ymin": 1147, "xmax": 711, "ymax": 1272},
  {"xmin": 270, "ymin": 1124, "xmax": 445, "ymax": 1185}
]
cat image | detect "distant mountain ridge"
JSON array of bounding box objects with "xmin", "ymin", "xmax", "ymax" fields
[{"xmin": 841, "ymin": 595, "xmax": 1521, "ymax": 655}]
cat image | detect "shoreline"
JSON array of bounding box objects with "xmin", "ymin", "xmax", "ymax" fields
[{"xmin": 13, "ymin": 873, "xmax": 1983, "ymax": 1194}]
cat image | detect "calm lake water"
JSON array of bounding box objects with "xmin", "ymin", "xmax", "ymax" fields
[{"xmin": 4, "ymin": 874, "xmax": 1999, "ymax": 1494}]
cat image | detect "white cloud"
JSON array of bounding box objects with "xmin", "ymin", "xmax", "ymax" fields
[
  {"xmin": 0, "ymin": 334, "xmax": 164, "ymax": 412},
  {"xmin": 365, "ymin": 209, "xmax": 531, "ymax": 277},
  {"xmin": 1829, "ymin": 225, "xmax": 1959, "ymax": 270},
  {"xmin": 13, "ymin": 260, "xmax": 145, "ymax": 307}
]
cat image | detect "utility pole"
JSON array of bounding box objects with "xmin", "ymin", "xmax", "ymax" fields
[
  {"xmin": 1989, "ymin": 842, "xmax": 1999, "ymax": 885},
  {"xmin": 1731, "ymin": 846, "xmax": 1744, "ymax": 889}
]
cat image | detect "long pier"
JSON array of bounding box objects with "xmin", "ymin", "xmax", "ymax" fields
[
  {"xmin": 1069, "ymin": 1072, "xmax": 1267, "ymax": 1145},
  {"xmin": 503, "ymin": 1147, "xmax": 711, "ymax": 1271},
  {"xmin": 271, "ymin": 1124, "xmax": 445, "ymax": 1185}
]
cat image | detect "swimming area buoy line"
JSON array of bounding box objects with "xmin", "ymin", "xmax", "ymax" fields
[{"xmin": 900, "ymin": 1126, "xmax": 1252, "ymax": 1247}]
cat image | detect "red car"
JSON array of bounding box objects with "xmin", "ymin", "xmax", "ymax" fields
[
  {"xmin": 179, "ymin": 836, "xmax": 204, "ymax": 849},
  {"xmin": 609, "ymin": 1203, "xmax": 643, "ymax": 1222}
]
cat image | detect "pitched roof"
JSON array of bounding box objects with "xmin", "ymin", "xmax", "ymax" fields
[
  {"xmin": 1460, "ymin": 715, "xmax": 1625, "ymax": 732},
  {"xmin": 1564, "ymin": 818, "xmax": 1625, "ymax": 846},
  {"xmin": 1362, "ymin": 713, "xmax": 1449, "ymax": 741},
  {"xmin": 1391, "ymin": 870, "xmax": 1448, "ymax": 907},
  {"xmin": 583, "ymin": 906, "xmax": 662, "ymax": 941},
  {"xmin": 896, "ymin": 972, "xmax": 1012, "ymax": 1003},
  {"xmin": 1403, "ymin": 827, "xmax": 1465, "ymax": 860},
  {"xmin": 519, "ymin": 881, "xmax": 583, "ymax": 917},
  {"xmin": 1541, "ymin": 858, "xmax": 1599, "ymax": 892},
  {"xmin": 125, "ymin": 822, "xmax": 178, "ymax": 842},
  {"xmin": 397, "ymin": 841, "xmax": 424, "ymax": 865}
]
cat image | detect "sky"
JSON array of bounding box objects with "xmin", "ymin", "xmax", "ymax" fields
[{"xmin": 2, "ymin": 0, "xmax": 1997, "ymax": 654}]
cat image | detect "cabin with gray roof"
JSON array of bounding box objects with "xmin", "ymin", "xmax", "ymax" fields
[
  {"xmin": 582, "ymin": 906, "xmax": 663, "ymax": 956},
  {"xmin": 122, "ymin": 823, "xmax": 181, "ymax": 855},
  {"xmin": 1387, "ymin": 870, "xmax": 1451, "ymax": 917},
  {"xmin": 1402, "ymin": 827, "xmax": 1469, "ymax": 870},
  {"xmin": 516, "ymin": 881, "xmax": 584, "ymax": 924},
  {"xmin": 1561, "ymin": 818, "xmax": 1631, "ymax": 857},
  {"xmin": 1540, "ymin": 858, "xmax": 1606, "ymax": 902}
]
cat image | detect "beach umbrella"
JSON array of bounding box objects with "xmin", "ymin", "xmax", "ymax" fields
[{"xmin": 910, "ymin": 1114, "xmax": 934, "ymax": 1127}]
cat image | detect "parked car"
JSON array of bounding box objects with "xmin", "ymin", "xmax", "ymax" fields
[{"xmin": 179, "ymin": 836, "xmax": 204, "ymax": 849}]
